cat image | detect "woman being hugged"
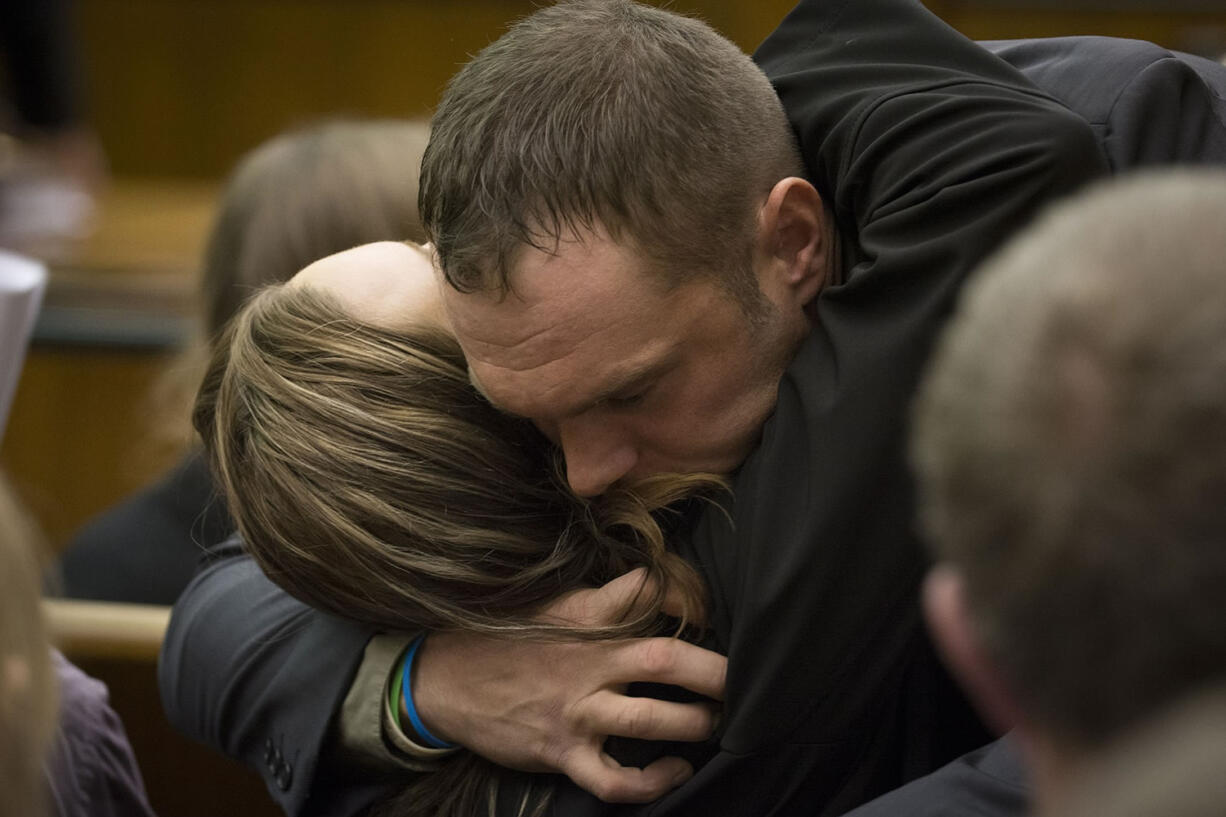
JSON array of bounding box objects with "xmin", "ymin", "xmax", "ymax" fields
[{"xmin": 194, "ymin": 241, "xmax": 720, "ymax": 816}]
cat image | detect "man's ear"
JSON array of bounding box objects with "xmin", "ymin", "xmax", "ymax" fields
[
  {"xmin": 923, "ymin": 564, "xmax": 1025, "ymax": 735},
  {"xmin": 754, "ymin": 177, "xmax": 830, "ymax": 308}
]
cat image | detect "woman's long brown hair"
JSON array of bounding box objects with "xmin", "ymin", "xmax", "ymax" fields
[{"xmin": 195, "ymin": 283, "xmax": 720, "ymax": 815}]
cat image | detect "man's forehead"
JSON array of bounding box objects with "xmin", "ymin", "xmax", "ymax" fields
[
  {"xmin": 439, "ymin": 228, "xmax": 686, "ymax": 413},
  {"xmin": 456, "ymin": 296, "xmax": 646, "ymax": 393},
  {"xmin": 450, "ymin": 292, "xmax": 678, "ymax": 420},
  {"xmin": 443, "ymin": 237, "xmax": 661, "ymax": 358},
  {"xmin": 466, "ymin": 333, "xmax": 675, "ymax": 422}
]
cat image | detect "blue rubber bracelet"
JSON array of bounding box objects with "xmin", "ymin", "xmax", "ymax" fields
[{"xmin": 401, "ymin": 635, "xmax": 457, "ymax": 750}]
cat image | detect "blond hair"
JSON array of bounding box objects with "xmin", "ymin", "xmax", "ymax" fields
[{"xmin": 0, "ymin": 474, "xmax": 56, "ymax": 817}]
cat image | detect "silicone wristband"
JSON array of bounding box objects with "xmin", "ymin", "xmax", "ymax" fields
[{"xmin": 401, "ymin": 634, "xmax": 457, "ymax": 750}]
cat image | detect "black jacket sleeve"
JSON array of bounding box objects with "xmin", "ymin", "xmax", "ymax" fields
[
  {"xmin": 842, "ymin": 736, "xmax": 1028, "ymax": 817},
  {"xmin": 157, "ymin": 537, "xmax": 389, "ymax": 817}
]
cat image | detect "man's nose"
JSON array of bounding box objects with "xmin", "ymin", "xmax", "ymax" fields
[{"xmin": 558, "ymin": 418, "xmax": 637, "ymax": 497}]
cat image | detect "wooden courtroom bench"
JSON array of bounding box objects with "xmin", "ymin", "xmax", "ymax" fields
[{"xmin": 45, "ymin": 599, "xmax": 281, "ymax": 817}]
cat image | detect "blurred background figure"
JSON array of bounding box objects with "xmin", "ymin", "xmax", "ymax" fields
[
  {"xmin": 0, "ymin": 0, "xmax": 106, "ymax": 259},
  {"xmin": 58, "ymin": 118, "xmax": 430, "ymax": 604},
  {"xmin": 0, "ymin": 473, "xmax": 157, "ymax": 817},
  {"xmin": 0, "ymin": 472, "xmax": 58, "ymax": 817},
  {"xmin": 1, "ymin": 249, "xmax": 153, "ymax": 817},
  {"xmin": 912, "ymin": 171, "xmax": 1226, "ymax": 816}
]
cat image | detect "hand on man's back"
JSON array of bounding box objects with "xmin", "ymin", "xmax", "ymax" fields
[{"xmin": 412, "ymin": 569, "xmax": 727, "ymax": 802}]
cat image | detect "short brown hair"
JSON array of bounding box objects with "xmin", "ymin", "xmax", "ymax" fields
[
  {"xmin": 419, "ymin": 0, "xmax": 802, "ymax": 304},
  {"xmin": 912, "ymin": 172, "xmax": 1226, "ymax": 747}
]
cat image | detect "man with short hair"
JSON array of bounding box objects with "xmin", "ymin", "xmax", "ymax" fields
[
  {"xmin": 848, "ymin": 170, "xmax": 1226, "ymax": 817},
  {"xmin": 161, "ymin": 2, "xmax": 1226, "ymax": 816},
  {"xmin": 408, "ymin": 5, "xmax": 1097, "ymax": 810}
]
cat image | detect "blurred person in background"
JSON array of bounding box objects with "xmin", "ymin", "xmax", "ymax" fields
[
  {"xmin": 58, "ymin": 118, "xmax": 430, "ymax": 604},
  {"xmin": 0, "ymin": 472, "xmax": 58, "ymax": 817},
  {"xmin": 0, "ymin": 0, "xmax": 105, "ymax": 257},
  {"xmin": 1, "ymin": 470, "xmax": 156, "ymax": 817},
  {"xmin": 876, "ymin": 171, "xmax": 1226, "ymax": 817}
]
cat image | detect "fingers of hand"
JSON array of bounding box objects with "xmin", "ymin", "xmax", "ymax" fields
[
  {"xmin": 583, "ymin": 689, "xmax": 719, "ymax": 742},
  {"xmin": 564, "ymin": 748, "xmax": 693, "ymax": 803},
  {"xmin": 615, "ymin": 637, "xmax": 727, "ymax": 701}
]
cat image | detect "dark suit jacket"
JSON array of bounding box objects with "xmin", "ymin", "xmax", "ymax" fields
[
  {"xmin": 842, "ymin": 737, "xmax": 1028, "ymax": 817},
  {"xmin": 986, "ymin": 36, "xmax": 1226, "ymax": 169},
  {"xmin": 158, "ymin": 7, "xmax": 1223, "ymax": 817}
]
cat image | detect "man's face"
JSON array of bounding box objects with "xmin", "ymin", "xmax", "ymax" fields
[{"xmin": 443, "ymin": 228, "xmax": 808, "ymax": 496}]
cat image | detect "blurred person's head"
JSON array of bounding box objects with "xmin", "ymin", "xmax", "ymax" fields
[
  {"xmin": 195, "ymin": 241, "xmax": 718, "ymax": 816},
  {"xmin": 420, "ymin": 0, "xmax": 834, "ymax": 496},
  {"xmin": 201, "ymin": 118, "xmax": 430, "ymax": 338},
  {"xmin": 157, "ymin": 119, "xmax": 431, "ymax": 445},
  {"xmin": 0, "ymin": 472, "xmax": 56, "ymax": 817},
  {"xmin": 912, "ymin": 172, "xmax": 1226, "ymax": 811}
]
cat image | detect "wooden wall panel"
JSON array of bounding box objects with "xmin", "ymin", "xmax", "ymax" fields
[
  {"xmin": 76, "ymin": 1, "xmax": 1226, "ymax": 178},
  {"xmin": 77, "ymin": 0, "xmax": 530, "ymax": 177},
  {"xmin": 75, "ymin": 0, "xmax": 804, "ymax": 179},
  {"xmin": 1, "ymin": 347, "xmax": 186, "ymax": 550}
]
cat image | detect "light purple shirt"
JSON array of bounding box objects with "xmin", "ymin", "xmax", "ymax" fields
[{"xmin": 44, "ymin": 651, "xmax": 157, "ymax": 817}]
